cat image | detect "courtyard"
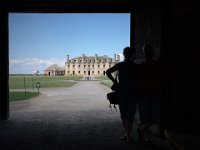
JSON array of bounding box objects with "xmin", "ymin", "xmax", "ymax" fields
[{"xmin": 1, "ymin": 80, "xmax": 169, "ymax": 150}]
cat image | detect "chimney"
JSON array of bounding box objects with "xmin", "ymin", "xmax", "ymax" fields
[
  {"xmin": 95, "ymin": 54, "xmax": 98, "ymax": 62},
  {"xmin": 117, "ymin": 55, "xmax": 120, "ymax": 61},
  {"xmin": 82, "ymin": 54, "xmax": 85, "ymax": 62},
  {"xmin": 66, "ymin": 55, "xmax": 69, "ymax": 62},
  {"xmin": 113, "ymin": 54, "xmax": 116, "ymax": 62}
]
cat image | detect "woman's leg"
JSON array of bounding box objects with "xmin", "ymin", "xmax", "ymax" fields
[
  {"xmin": 119, "ymin": 95, "xmax": 137, "ymax": 142},
  {"xmin": 119, "ymin": 105, "xmax": 132, "ymax": 141},
  {"xmin": 122, "ymin": 103, "xmax": 136, "ymax": 142},
  {"xmin": 120, "ymin": 119, "xmax": 133, "ymax": 142},
  {"xmin": 137, "ymin": 97, "xmax": 151, "ymax": 143},
  {"xmin": 119, "ymin": 104, "xmax": 129, "ymax": 140}
]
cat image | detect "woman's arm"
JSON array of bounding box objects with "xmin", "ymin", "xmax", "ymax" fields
[{"xmin": 106, "ymin": 63, "xmax": 120, "ymax": 84}]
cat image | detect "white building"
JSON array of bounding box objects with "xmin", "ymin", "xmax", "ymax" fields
[{"xmin": 65, "ymin": 54, "xmax": 120, "ymax": 76}]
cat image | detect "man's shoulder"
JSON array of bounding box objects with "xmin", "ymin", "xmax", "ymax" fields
[{"xmin": 115, "ymin": 61, "xmax": 123, "ymax": 67}]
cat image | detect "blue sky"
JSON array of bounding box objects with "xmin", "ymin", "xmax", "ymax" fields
[{"xmin": 9, "ymin": 13, "xmax": 130, "ymax": 74}]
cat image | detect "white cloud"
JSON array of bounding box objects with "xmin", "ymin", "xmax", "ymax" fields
[
  {"xmin": 10, "ymin": 58, "xmax": 63, "ymax": 66},
  {"xmin": 9, "ymin": 58, "xmax": 65, "ymax": 74}
]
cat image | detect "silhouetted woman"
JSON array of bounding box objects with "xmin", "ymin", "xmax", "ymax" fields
[
  {"xmin": 106, "ymin": 47, "xmax": 137, "ymax": 143},
  {"xmin": 137, "ymin": 44, "xmax": 161, "ymax": 144}
]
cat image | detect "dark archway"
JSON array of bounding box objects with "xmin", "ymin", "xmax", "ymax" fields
[
  {"xmin": 0, "ymin": 0, "xmax": 163, "ymax": 127},
  {"xmin": 1, "ymin": 0, "xmax": 200, "ymax": 146},
  {"xmin": 0, "ymin": 0, "xmax": 137, "ymax": 120}
]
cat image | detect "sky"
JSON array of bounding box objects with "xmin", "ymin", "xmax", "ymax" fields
[{"xmin": 9, "ymin": 13, "xmax": 130, "ymax": 74}]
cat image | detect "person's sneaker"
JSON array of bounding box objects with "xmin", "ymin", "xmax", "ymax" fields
[
  {"xmin": 126, "ymin": 136, "xmax": 134, "ymax": 143},
  {"xmin": 137, "ymin": 127, "xmax": 144, "ymax": 143},
  {"xmin": 137, "ymin": 127, "xmax": 149, "ymax": 144},
  {"xmin": 120, "ymin": 135, "xmax": 127, "ymax": 141}
]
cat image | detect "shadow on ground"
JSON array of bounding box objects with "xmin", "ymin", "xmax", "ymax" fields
[{"xmin": 1, "ymin": 81, "xmax": 171, "ymax": 150}]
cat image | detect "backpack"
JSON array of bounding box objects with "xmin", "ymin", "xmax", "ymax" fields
[{"xmin": 107, "ymin": 75, "xmax": 120, "ymax": 111}]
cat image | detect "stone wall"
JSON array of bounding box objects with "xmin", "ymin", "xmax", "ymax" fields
[
  {"xmin": 161, "ymin": 0, "xmax": 200, "ymax": 133},
  {"xmin": 135, "ymin": 0, "xmax": 161, "ymax": 60}
]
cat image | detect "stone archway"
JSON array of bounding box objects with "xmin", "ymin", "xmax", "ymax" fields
[{"xmin": 0, "ymin": 0, "xmax": 162, "ymax": 122}]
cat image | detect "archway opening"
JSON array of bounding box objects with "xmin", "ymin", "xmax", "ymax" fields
[{"xmin": 8, "ymin": 13, "xmax": 131, "ymax": 112}]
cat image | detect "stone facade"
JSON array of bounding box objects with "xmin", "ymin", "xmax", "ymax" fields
[{"xmin": 65, "ymin": 54, "xmax": 120, "ymax": 76}]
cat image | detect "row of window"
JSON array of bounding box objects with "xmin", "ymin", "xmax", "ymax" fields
[
  {"xmin": 67, "ymin": 64, "xmax": 111, "ymax": 68},
  {"xmin": 67, "ymin": 70, "xmax": 104, "ymax": 75},
  {"xmin": 68, "ymin": 59, "xmax": 111, "ymax": 63}
]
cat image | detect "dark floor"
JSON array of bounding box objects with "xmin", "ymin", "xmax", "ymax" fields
[
  {"xmin": 1, "ymin": 81, "xmax": 172, "ymax": 150},
  {"xmin": 0, "ymin": 113, "xmax": 169, "ymax": 150}
]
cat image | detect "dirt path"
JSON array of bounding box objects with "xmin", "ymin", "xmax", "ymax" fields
[{"xmin": 0, "ymin": 81, "xmax": 168, "ymax": 150}]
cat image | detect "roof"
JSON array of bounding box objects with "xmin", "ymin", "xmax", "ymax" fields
[
  {"xmin": 70, "ymin": 55, "xmax": 114, "ymax": 62},
  {"xmin": 44, "ymin": 64, "xmax": 64, "ymax": 71}
]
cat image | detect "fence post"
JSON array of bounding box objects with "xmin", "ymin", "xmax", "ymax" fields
[{"xmin": 24, "ymin": 76, "xmax": 26, "ymax": 99}]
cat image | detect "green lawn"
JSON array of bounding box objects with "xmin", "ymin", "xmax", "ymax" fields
[
  {"xmin": 96, "ymin": 76, "xmax": 112, "ymax": 88},
  {"xmin": 95, "ymin": 76, "xmax": 109, "ymax": 80},
  {"xmin": 9, "ymin": 76, "xmax": 82, "ymax": 89},
  {"xmin": 9, "ymin": 75, "xmax": 111, "ymax": 101},
  {"xmin": 9, "ymin": 91, "xmax": 39, "ymax": 101},
  {"xmin": 100, "ymin": 81, "xmax": 112, "ymax": 88}
]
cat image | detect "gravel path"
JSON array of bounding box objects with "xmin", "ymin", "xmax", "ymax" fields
[{"xmin": 0, "ymin": 81, "xmax": 169, "ymax": 150}]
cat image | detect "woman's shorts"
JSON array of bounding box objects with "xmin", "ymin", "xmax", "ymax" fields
[{"xmin": 118, "ymin": 95, "xmax": 137, "ymax": 121}]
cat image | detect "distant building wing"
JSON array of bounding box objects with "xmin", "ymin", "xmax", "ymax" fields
[{"xmin": 44, "ymin": 64, "xmax": 65, "ymax": 76}]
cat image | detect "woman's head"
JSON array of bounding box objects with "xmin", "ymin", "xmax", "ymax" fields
[
  {"xmin": 143, "ymin": 44, "xmax": 154, "ymax": 60},
  {"xmin": 123, "ymin": 47, "xmax": 135, "ymax": 62}
]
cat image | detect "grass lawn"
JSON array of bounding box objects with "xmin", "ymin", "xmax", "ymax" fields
[
  {"xmin": 9, "ymin": 75, "xmax": 112, "ymax": 101},
  {"xmin": 9, "ymin": 91, "xmax": 39, "ymax": 101},
  {"xmin": 100, "ymin": 81, "xmax": 112, "ymax": 88},
  {"xmin": 96, "ymin": 76, "xmax": 112, "ymax": 88},
  {"xmin": 9, "ymin": 76, "xmax": 82, "ymax": 101},
  {"xmin": 95, "ymin": 76, "xmax": 109, "ymax": 80},
  {"xmin": 9, "ymin": 76, "xmax": 82, "ymax": 89}
]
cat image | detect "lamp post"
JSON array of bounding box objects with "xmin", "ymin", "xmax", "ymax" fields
[{"xmin": 36, "ymin": 82, "xmax": 40, "ymax": 93}]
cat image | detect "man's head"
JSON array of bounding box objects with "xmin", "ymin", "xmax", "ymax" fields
[{"xmin": 123, "ymin": 47, "xmax": 135, "ymax": 62}]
